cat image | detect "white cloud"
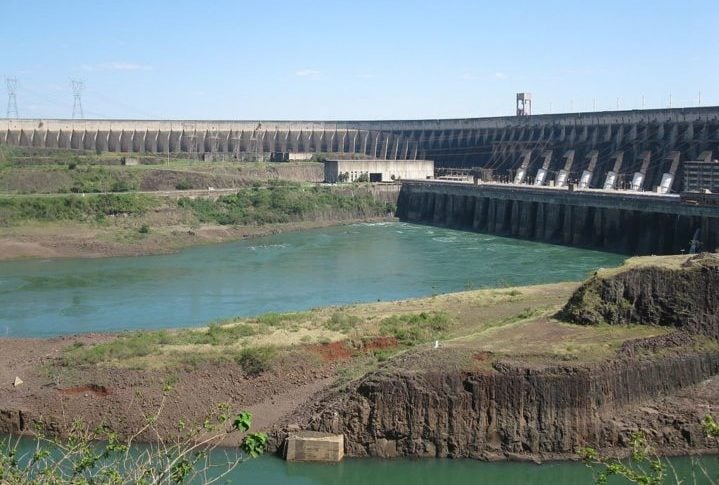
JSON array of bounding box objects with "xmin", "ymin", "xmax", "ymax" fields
[
  {"xmin": 80, "ymin": 62, "xmax": 153, "ymax": 72},
  {"xmin": 358, "ymin": 73, "xmax": 376, "ymax": 80},
  {"xmin": 494, "ymin": 72, "xmax": 507, "ymax": 80},
  {"xmin": 295, "ymin": 69, "xmax": 321, "ymax": 79}
]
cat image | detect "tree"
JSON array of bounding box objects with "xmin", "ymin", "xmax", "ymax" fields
[
  {"xmin": 0, "ymin": 394, "xmax": 267, "ymax": 484},
  {"xmin": 581, "ymin": 415, "xmax": 719, "ymax": 484}
]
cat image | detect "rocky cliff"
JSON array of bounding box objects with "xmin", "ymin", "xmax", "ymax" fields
[
  {"xmin": 273, "ymin": 254, "xmax": 719, "ymax": 460},
  {"xmin": 560, "ymin": 253, "xmax": 719, "ymax": 338},
  {"xmin": 280, "ymin": 352, "xmax": 719, "ymax": 459}
]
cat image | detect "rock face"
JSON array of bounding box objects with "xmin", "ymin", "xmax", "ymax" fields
[
  {"xmin": 271, "ymin": 256, "xmax": 719, "ymax": 459},
  {"xmin": 560, "ymin": 253, "xmax": 719, "ymax": 338},
  {"xmin": 293, "ymin": 354, "xmax": 719, "ymax": 459}
]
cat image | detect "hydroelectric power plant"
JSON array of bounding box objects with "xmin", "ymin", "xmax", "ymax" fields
[{"xmin": 3, "ymin": 105, "xmax": 719, "ymax": 254}]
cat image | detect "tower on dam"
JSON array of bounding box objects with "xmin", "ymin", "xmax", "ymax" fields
[{"xmin": 2, "ymin": 106, "xmax": 718, "ymax": 194}]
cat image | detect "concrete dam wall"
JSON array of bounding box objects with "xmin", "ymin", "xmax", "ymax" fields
[
  {"xmin": 3, "ymin": 106, "xmax": 719, "ymax": 192},
  {"xmin": 396, "ymin": 181, "xmax": 719, "ymax": 255}
]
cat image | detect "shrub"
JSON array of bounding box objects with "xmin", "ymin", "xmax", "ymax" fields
[
  {"xmin": 324, "ymin": 312, "xmax": 361, "ymax": 333},
  {"xmin": 379, "ymin": 312, "xmax": 451, "ymax": 346},
  {"xmin": 0, "ymin": 402, "xmax": 266, "ymax": 483},
  {"xmin": 175, "ymin": 179, "xmax": 192, "ymax": 190},
  {"xmin": 139, "ymin": 224, "xmax": 150, "ymax": 234},
  {"xmin": 110, "ymin": 180, "xmax": 132, "ymax": 192},
  {"xmin": 176, "ymin": 185, "xmax": 392, "ymax": 227},
  {"xmin": 0, "ymin": 194, "xmax": 153, "ymax": 225},
  {"xmin": 235, "ymin": 346, "xmax": 276, "ymax": 376}
]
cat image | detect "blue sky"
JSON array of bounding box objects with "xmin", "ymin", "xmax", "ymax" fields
[{"xmin": 2, "ymin": 0, "xmax": 718, "ymax": 120}]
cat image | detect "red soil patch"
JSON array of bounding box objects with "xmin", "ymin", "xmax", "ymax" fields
[
  {"xmin": 310, "ymin": 341, "xmax": 353, "ymax": 362},
  {"xmin": 363, "ymin": 336, "xmax": 398, "ymax": 351},
  {"xmin": 473, "ymin": 351, "xmax": 492, "ymax": 362},
  {"xmin": 58, "ymin": 384, "xmax": 111, "ymax": 397}
]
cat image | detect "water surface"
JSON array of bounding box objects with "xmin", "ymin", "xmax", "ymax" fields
[{"xmin": 0, "ymin": 222, "xmax": 625, "ymax": 337}]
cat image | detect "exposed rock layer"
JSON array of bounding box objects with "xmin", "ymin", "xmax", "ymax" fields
[
  {"xmin": 284, "ymin": 353, "xmax": 719, "ymax": 459},
  {"xmin": 560, "ymin": 253, "xmax": 719, "ymax": 338}
]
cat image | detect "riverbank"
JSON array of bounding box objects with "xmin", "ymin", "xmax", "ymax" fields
[
  {"xmin": 0, "ymin": 215, "xmax": 396, "ymax": 261},
  {"xmin": 0, "ymin": 183, "xmax": 398, "ymax": 261},
  {"xmin": 2, "ymin": 253, "xmax": 718, "ymax": 462}
]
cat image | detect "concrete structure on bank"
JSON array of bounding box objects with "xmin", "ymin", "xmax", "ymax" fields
[
  {"xmin": 396, "ymin": 180, "xmax": 719, "ymax": 255},
  {"xmin": 324, "ymin": 159, "xmax": 434, "ymax": 183},
  {"xmin": 3, "ymin": 106, "xmax": 719, "ymax": 193},
  {"xmin": 285, "ymin": 431, "xmax": 344, "ymax": 462}
]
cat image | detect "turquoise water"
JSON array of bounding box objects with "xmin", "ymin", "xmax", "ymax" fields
[
  {"xmin": 224, "ymin": 455, "xmax": 718, "ymax": 484},
  {"xmin": 1, "ymin": 223, "xmax": 712, "ymax": 483},
  {"xmin": 0, "ymin": 222, "xmax": 625, "ymax": 338},
  {"xmin": 5, "ymin": 437, "xmax": 718, "ymax": 485}
]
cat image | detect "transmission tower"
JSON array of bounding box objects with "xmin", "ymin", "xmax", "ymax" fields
[
  {"xmin": 71, "ymin": 80, "xmax": 84, "ymax": 119},
  {"xmin": 5, "ymin": 78, "xmax": 18, "ymax": 119}
]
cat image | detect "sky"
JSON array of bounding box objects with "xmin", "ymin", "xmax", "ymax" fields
[{"xmin": 1, "ymin": 0, "xmax": 718, "ymax": 120}]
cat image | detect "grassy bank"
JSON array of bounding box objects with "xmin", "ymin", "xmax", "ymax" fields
[
  {"xmin": 177, "ymin": 184, "xmax": 393, "ymax": 225},
  {"xmin": 0, "ymin": 147, "xmax": 323, "ymax": 194},
  {"xmin": 0, "ymin": 193, "xmax": 155, "ymax": 224},
  {"xmin": 56, "ymin": 281, "xmax": 672, "ymax": 375},
  {"xmin": 0, "ymin": 183, "xmax": 397, "ymax": 260},
  {"xmin": 0, "ymin": 183, "xmax": 394, "ymax": 226}
]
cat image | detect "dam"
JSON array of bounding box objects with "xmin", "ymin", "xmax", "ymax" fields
[
  {"xmin": 3, "ymin": 107, "xmax": 719, "ymax": 254},
  {"xmin": 396, "ymin": 180, "xmax": 719, "ymax": 255},
  {"xmin": 3, "ymin": 106, "xmax": 719, "ymax": 192}
]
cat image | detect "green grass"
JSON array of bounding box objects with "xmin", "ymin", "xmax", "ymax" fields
[
  {"xmin": 324, "ymin": 312, "xmax": 362, "ymax": 333},
  {"xmin": 177, "ymin": 183, "xmax": 394, "ymax": 226},
  {"xmin": 234, "ymin": 345, "xmax": 276, "ymax": 376},
  {"xmin": 0, "ymin": 193, "xmax": 154, "ymax": 224},
  {"xmin": 60, "ymin": 321, "xmax": 263, "ymax": 366},
  {"xmin": 379, "ymin": 312, "xmax": 452, "ymax": 346},
  {"xmin": 254, "ymin": 311, "xmax": 310, "ymax": 327},
  {"xmin": 60, "ymin": 331, "xmax": 173, "ymax": 366}
]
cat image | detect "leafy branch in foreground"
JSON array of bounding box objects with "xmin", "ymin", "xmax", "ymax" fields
[
  {"xmin": 581, "ymin": 415, "xmax": 719, "ymax": 484},
  {"xmin": 0, "ymin": 394, "xmax": 267, "ymax": 484}
]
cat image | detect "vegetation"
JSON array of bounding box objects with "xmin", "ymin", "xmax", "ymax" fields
[
  {"xmin": 0, "ymin": 194, "xmax": 153, "ymax": 224},
  {"xmin": 235, "ymin": 346, "xmax": 276, "ymax": 376},
  {"xmin": 177, "ymin": 183, "xmax": 393, "ymax": 226},
  {"xmin": 58, "ymin": 283, "xmax": 668, "ymax": 371},
  {"xmin": 324, "ymin": 312, "xmax": 362, "ymax": 333},
  {"xmin": 581, "ymin": 415, "xmax": 719, "ymax": 484},
  {"xmin": 0, "ymin": 397, "xmax": 266, "ymax": 484},
  {"xmin": 174, "ymin": 179, "xmax": 192, "ymax": 190},
  {"xmin": 379, "ymin": 312, "xmax": 451, "ymax": 346}
]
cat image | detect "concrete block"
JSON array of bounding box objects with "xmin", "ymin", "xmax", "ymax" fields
[{"xmin": 285, "ymin": 431, "xmax": 344, "ymax": 462}]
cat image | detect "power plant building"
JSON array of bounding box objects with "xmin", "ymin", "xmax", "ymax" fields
[{"xmin": 324, "ymin": 159, "xmax": 434, "ymax": 183}]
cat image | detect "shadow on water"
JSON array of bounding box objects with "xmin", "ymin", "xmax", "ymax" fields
[{"xmin": 4, "ymin": 435, "xmax": 718, "ymax": 484}]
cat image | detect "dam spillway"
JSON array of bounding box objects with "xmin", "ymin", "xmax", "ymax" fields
[
  {"xmin": 396, "ymin": 180, "xmax": 719, "ymax": 255},
  {"xmin": 3, "ymin": 106, "xmax": 719, "ymax": 192}
]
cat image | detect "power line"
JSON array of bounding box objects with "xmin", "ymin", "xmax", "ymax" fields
[
  {"xmin": 71, "ymin": 80, "xmax": 84, "ymax": 119},
  {"xmin": 6, "ymin": 78, "xmax": 18, "ymax": 118}
]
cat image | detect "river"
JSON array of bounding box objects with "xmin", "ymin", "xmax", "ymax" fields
[
  {"xmin": 5, "ymin": 222, "xmax": 690, "ymax": 483},
  {"xmin": 0, "ymin": 222, "xmax": 625, "ymax": 338}
]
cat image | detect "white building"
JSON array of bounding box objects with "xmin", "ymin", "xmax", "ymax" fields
[{"xmin": 324, "ymin": 159, "xmax": 434, "ymax": 183}]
